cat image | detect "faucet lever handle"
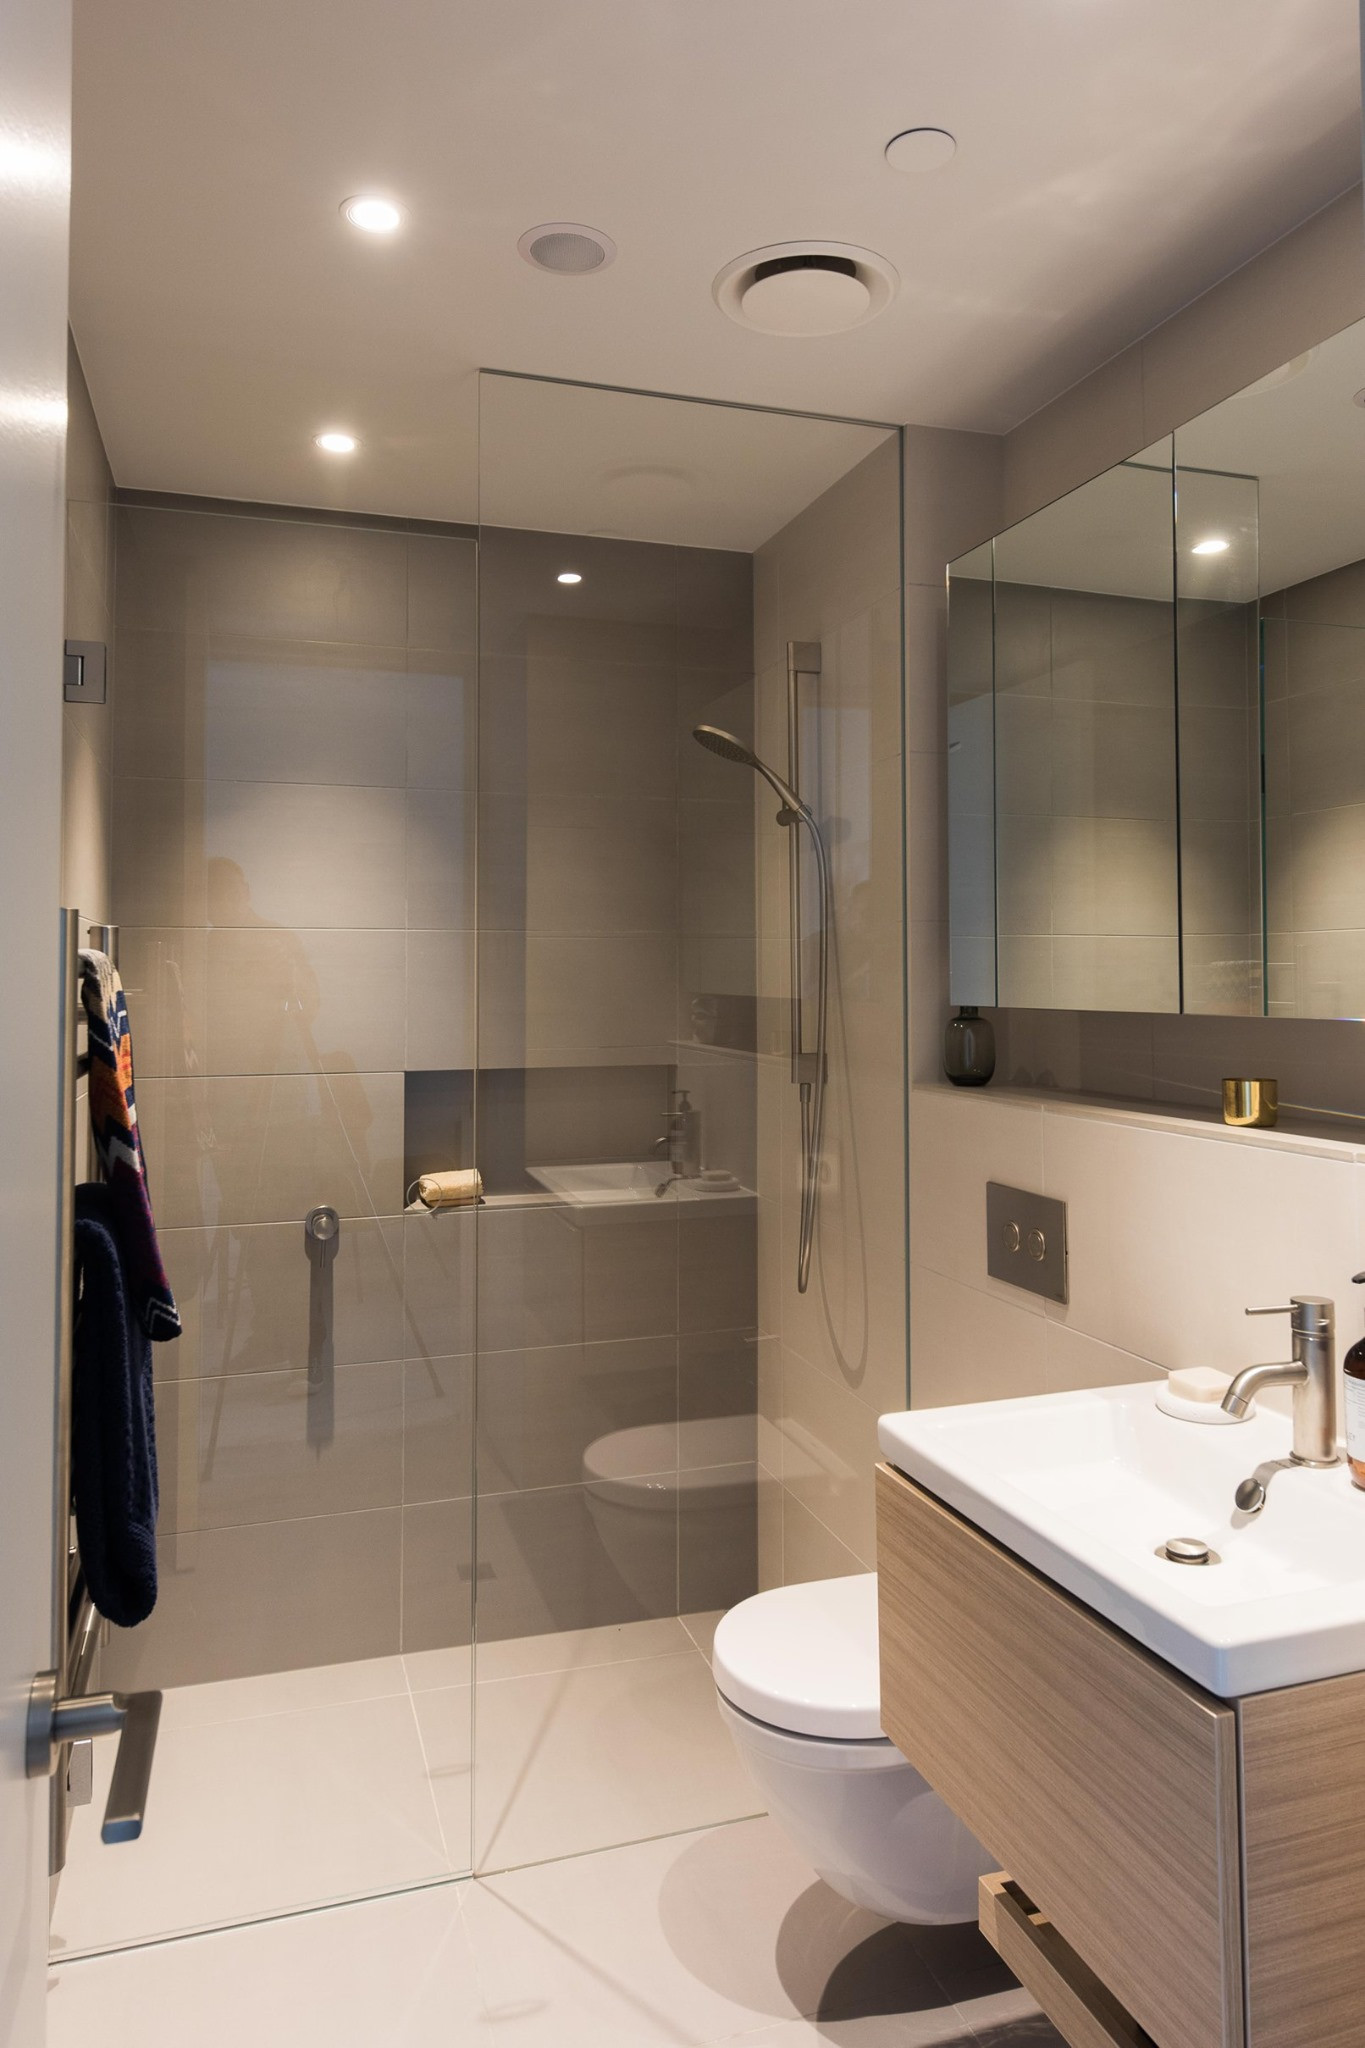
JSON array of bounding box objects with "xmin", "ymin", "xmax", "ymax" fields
[{"xmin": 1245, "ymin": 1305, "xmax": 1293, "ymax": 1318}]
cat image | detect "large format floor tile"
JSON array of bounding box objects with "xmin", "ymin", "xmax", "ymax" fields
[
  {"xmin": 472, "ymin": 1635, "xmax": 760, "ymax": 1870},
  {"xmin": 52, "ymin": 1683, "xmax": 455, "ymax": 1957},
  {"xmin": 49, "ymin": 1819, "xmax": 1061, "ymax": 2048}
]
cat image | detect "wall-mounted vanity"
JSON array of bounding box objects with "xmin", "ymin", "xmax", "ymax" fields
[
  {"xmin": 949, "ymin": 315, "xmax": 1365, "ymax": 1023},
  {"xmin": 876, "ymin": 1382, "xmax": 1365, "ymax": 2048}
]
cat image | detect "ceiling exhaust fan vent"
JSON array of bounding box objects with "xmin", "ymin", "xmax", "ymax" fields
[
  {"xmin": 518, "ymin": 223, "xmax": 617, "ymax": 274},
  {"xmin": 713, "ymin": 241, "xmax": 898, "ymax": 336}
]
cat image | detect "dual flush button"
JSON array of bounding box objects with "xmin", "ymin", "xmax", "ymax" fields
[{"xmin": 985, "ymin": 1182, "xmax": 1068, "ymax": 1305}]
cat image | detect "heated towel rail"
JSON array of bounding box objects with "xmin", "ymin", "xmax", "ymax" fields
[{"xmin": 29, "ymin": 909, "xmax": 162, "ymax": 1880}]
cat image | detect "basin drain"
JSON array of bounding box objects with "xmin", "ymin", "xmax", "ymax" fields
[{"xmin": 1157, "ymin": 1536, "xmax": 1219, "ymax": 1566}]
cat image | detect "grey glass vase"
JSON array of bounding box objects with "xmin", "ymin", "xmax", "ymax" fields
[{"xmin": 944, "ymin": 1006, "xmax": 995, "ymax": 1087}]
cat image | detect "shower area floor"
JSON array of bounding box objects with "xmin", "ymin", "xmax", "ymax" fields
[{"xmin": 52, "ymin": 1612, "xmax": 755, "ymax": 1959}]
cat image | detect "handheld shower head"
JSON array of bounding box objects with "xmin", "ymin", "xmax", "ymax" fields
[{"xmin": 691, "ymin": 724, "xmax": 811, "ymax": 820}]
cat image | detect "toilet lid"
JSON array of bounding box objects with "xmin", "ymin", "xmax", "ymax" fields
[{"xmin": 711, "ymin": 1572, "xmax": 886, "ymax": 1740}]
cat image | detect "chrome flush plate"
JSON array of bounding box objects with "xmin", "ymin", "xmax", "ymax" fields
[{"xmin": 986, "ymin": 1181, "xmax": 1068, "ymax": 1304}]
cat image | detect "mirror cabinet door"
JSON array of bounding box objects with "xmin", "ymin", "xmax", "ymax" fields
[
  {"xmin": 950, "ymin": 444, "xmax": 1182, "ymax": 1014},
  {"xmin": 949, "ymin": 316, "xmax": 1365, "ymax": 1021},
  {"xmin": 1173, "ymin": 320, "xmax": 1365, "ymax": 1022},
  {"xmin": 1172, "ymin": 462, "xmax": 1262, "ymax": 1015}
]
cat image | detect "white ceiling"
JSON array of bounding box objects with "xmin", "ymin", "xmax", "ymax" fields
[{"xmin": 70, "ymin": 0, "xmax": 1362, "ymax": 530}]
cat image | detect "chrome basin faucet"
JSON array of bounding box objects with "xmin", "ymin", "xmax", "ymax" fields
[{"xmin": 1221, "ymin": 1296, "xmax": 1340, "ymax": 1468}]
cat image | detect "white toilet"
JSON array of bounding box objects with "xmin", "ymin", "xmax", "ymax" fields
[{"xmin": 712, "ymin": 1572, "xmax": 995, "ymax": 1923}]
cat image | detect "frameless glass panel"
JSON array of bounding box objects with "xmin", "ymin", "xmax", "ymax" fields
[
  {"xmin": 52, "ymin": 504, "xmax": 477, "ymax": 1956},
  {"xmin": 989, "ymin": 447, "xmax": 1180, "ymax": 1012},
  {"xmin": 1174, "ymin": 318, "xmax": 1365, "ymax": 1020},
  {"xmin": 473, "ymin": 372, "xmax": 901, "ymax": 1873}
]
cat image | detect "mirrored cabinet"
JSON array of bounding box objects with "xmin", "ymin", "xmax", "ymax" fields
[{"xmin": 949, "ymin": 310, "xmax": 1365, "ymax": 1020}]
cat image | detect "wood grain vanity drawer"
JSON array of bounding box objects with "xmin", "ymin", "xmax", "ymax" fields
[{"xmin": 876, "ymin": 1464, "xmax": 1244, "ymax": 2048}]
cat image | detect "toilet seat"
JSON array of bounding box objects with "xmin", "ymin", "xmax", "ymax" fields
[{"xmin": 711, "ymin": 1572, "xmax": 886, "ymax": 1741}]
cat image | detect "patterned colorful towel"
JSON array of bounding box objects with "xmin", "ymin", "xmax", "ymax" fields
[{"xmin": 79, "ymin": 950, "xmax": 181, "ymax": 1342}]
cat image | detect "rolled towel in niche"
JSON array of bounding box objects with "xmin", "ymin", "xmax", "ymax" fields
[{"xmin": 413, "ymin": 1167, "xmax": 483, "ymax": 1210}]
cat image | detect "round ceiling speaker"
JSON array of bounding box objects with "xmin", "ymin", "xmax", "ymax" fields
[
  {"xmin": 714, "ymin": 241, "xmax": 897, "ymax": 336},
  {"xmin": 517, "ymin": 222, "xmax": 617, "ymax": 274},
  {"xmin": 885, "ymin": 127, "xmax": 957, "ymax": 173}
]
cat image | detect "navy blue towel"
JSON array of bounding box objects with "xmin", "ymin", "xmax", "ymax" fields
[{"xmin": 72, "ymin": 1182, "xmax": 159, "ymax": 1628}]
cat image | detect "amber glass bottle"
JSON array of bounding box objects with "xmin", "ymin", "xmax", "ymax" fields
[{"xmin": 1346, "ymin": 1273, "xmax": 1365, "ymax": 1491}]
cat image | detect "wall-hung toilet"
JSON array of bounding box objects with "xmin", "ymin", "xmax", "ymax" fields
[{"xmin": 712, "ymin": 1572, "xmax": 994, "ymax": 1923}]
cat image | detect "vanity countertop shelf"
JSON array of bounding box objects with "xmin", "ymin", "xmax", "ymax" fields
[{"xmin": 914, "ymin": 1078, "xmax": 1365, "ymax": 1162}]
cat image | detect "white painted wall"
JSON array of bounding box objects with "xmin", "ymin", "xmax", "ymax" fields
[{"xmin": 0, "ymin": 0, "xmax": 73, "ymax": 2038}]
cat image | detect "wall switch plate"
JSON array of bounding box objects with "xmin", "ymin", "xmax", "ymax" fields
[
  {"xmin": 986, "ymin": 1181, "xmax": 1068, "ymax": 1304},
  {"xmin": 64, "ymin": 640, "xmax": 107, "ymax": 705}
]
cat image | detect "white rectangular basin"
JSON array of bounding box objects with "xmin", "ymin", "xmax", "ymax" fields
[
  {"xmin": 878, "ymin": 1384, "xmax": 1365, "ymax": 1697},
  {"xmin": 527, "ymin": 1162, "xmax": 752, "ymax": 1207}
]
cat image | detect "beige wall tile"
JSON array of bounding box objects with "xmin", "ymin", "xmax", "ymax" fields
[
  {"xmin": 205, "ymin": 926, "xmax": 407, "ymax": 1075},
  {"xmin": 155, "ymin": 1360, "xmax": 403, "ymax": 1533},
  {"xmin": 478, "ymin": 931, "xmax": 677, "ymax": 1063},
  {"xmin": 406, "ymin": 533, "xmax": 476, "ymax": 658},
  {"xmin": 406, "ymin": 655, "xmax": 475, "ymax": 790},
  {"xmin": 402, "ymin": 1354, "xmax": 474, "ymax": 1504},
  {"xmin": 158, "ymin": 1215, "xmax": 406, "ymax": 1381},
  {"xmin": 476, "ymin": 1336, "xmax": 676, "ymax": 1494},
  {"xmin": 116, "ymin": 506, "xmax": 410, "ymax": 646},
  {"xmin": 401, "ymin": 1500, "xmax": 475, "ymax": 1652},
  {"xmin": 112, "ymin": 777, "xmax": 206, "ymax": 926},
  {"xmin": 780, "ymin": 1491, "xmax": 868, "ymax": 1581},
  {"xmin": 404, "ymin": 1210, "xmax": 475, "ymax": 1361},
  {"xmin": 909, "ymin": 1263, "xmax": 1051, "ymax": 1409},
  {"xmin": 404, "ymin": 929, "xmax": 476, "ymax": 1069},
  {"xmin": 101, "ymin": 1508, "xmax": 403, "ymax": 1689},
  {"xmin": 119, "ymin": 927, "xmax": 207, "ymax": 1080},
  {"xmin": 204, "ymin": 780, "xmax": 407, "ymax": 929},
  {"xmin": 779, "ymin": 1347, "xmax": 881, "ymax": 1564},
  {"xmin": 1040, "ymin": 1106, "xmax": 1364, "ymax": 1380},
  {"xmin": 143, "ymin": 1070, "xmax": 403, "ymax": 1228},
  {"xmin": 479, "ymin": 653, "xmax": 676, "ymax": 800},
  {"xmin": 480, "ymin": 792, "xmax": 677, "ymax": 935}
]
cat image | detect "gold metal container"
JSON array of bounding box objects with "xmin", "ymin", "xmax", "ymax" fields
[{"xmin": 1222, "ymin": 1078, "xmax": 1278, "ymax": 1129}]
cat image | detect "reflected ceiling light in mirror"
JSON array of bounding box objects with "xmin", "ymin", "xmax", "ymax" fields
[
  {"xmin": 1229, "ymin": 349, "xmax": 1316, "ymax": 400},
  {"xmin": 1191, "ymin": 536, "xmax": 1231, "ymax": 555},
  {"xmin": 557, "ymin": 571, "xmax": 582, "ymax": 585},
  {"xmin": 315, "ymin": 430, "xmax": 358, "ymax": 455},
  {"xmin": 885, "ymin": 127, "xmax": 957, "ymax": 173},
  {"xmin": 342, "ymin": 195, "xmax": 405, "ymax": 235}
]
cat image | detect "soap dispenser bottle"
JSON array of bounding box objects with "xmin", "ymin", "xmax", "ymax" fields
[{"xmin": 1345, "ymin": 1273, "xmax": 1365, "ymax": 1490}]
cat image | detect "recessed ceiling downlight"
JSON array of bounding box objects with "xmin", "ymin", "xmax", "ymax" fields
[
  {"xmin": 315, "ymin": 430, "xmax": 358, "ymax": 455},
  {"xmin": 342, "ymin": 195, "xmax": 405, "ymax": 235},
  {"xmin": 885, "ymin": 127, "xmax": 957, "ymax": 173},
  {"xmin": 557, "ymin": 571, "xmax": 582, "ymax": 585},
  {"xmin": 518, "ymin": 223, "xmax": 617, "ymax": 274},
  {"xmin": 715, "ymin": 241, "xmax": 897, "ymax": 336}
]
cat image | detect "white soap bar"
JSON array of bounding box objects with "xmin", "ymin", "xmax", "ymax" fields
[
  {"xmin": 1156, "ymin": 1366, "xmax": 1248, "ymax": 1425},
  {"xmin": 1168, "ymin": 1367, "xmax": 1233, "ymax": 1405}
]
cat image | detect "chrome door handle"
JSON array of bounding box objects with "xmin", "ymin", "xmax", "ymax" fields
[{"xmin": 27, "ymin": 1669, "xmax": 162, "ymax": 1842}]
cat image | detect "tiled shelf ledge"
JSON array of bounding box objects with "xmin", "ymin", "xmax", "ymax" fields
[{"xmin": 913, "ymin": 1079, "xmax": 1365, "ymax": 1162}]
